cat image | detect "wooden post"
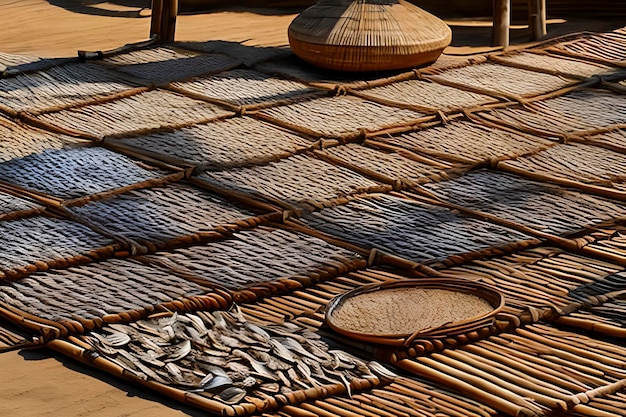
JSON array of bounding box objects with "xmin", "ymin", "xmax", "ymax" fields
[
  {"xmin": 492, "ymin": 0, "xmax": 510, "ymax": 48},
  {"xmin": 150, "ymin": 0, "xmax": 177, "ymax": 43},
  {"xmin": 528, "ymin": 0, "xmax": 547, "ymax": 40}
]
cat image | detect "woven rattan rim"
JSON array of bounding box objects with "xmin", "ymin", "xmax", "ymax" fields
[{"xmin": 326, "ymin": 278, "xmax": 504, "ymax": 346}]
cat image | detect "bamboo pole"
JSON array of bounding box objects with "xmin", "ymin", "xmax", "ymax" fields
[
  {"xmin": 528, "ymin": 0, "xmax": 547, "ymax": 40},
  {"xmin": 150, "ymin": 0, "xmax": 177, "ymax": 43},
  {"xmin": 150, "ymin": 0, "xmax": 164, "ymax": 40},
  {"xmin": 492, "ymin": 0, "xmax": 510, "ymax": 48}
]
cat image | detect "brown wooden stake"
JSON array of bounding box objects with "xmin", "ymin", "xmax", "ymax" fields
[
  {"xmin": 492, "ymin": 0, "xmax": 510, "ymax": 48},
  {"xmin": 150, "ymin": 0, "xmax": 164, "ymax": 40},
  {"xmin": 162, "ymin": 0, "xmax": 178, "ymax": 43},
  {"xmin": 528, "ymin": 0, "xmax": 547, "ymax": 40}
]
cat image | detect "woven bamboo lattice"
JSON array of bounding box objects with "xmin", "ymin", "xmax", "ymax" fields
[
  {"xmin": 255, "ymin": 95, "xmax": 428, "ymax": 139},
  {"xmin": 373, "ymin": 120, "xmax": 553, "ymax": 165},
  {"xmin": 0, "ymin": 63, "xmax": 136, "ymax": 113},
  {"xmin": 140, "ymin": 226, "xmax": 365, "ymax": 291},
  {"xmin": 397, "ymin": 323, "xmax": 626, "ymax": 417},
  {"xmin": 0, "ymin": 116, "xmax": 85, "ymax": 163},
  {"xmin": 572, "ymin": 223, "xmax": 626, "ymax": 265},
  {"xmin": 0, "ymin": 258, "xmax": 216, "ymax": 325},
  {"xmin": 197, "ymin": 153, "xmax": 388, "ymax": 209},
  {"xmin": 301, "ymin": 193, "xmax": 536, "ymax": 265},
  {"xmin": 499, "ymin": 142, "xmax": 626, "ymax": 194},
  {"xmin": 0, "ymin": 146, "xmax": 166, "ymax": 200},
  {"xmin": 176, "ymin": 41, "xmax": 291, "ymax": 67},
  {"xmin": 170, "ymin": 69, "xmax": 323, "ymax": 110},
  {"xmin": 586, "ymin": 128, "xmax": 626, "ymax": 153},
  {"xmin": 0, "ymin": 191, "xmax": 43, "ymax": 218},
  {"xmin": 547, "ymin": 29, "xmax": 626, "ymax": 65},
  {"xmin": 315, "ymin": 143, "xmax": 457, "ymax": 187},
  {"xmin": 107, "ymin": 117, "xmax": 313, "ymax": 171},
  {"xmin": 353, "ymin": 78, "xmax": 497, "ymax": 113},
  {"xmin": 0, "ymin": 214, "xmax": 115, "ymax": 281},
  {"xmin": 68, "ymin": 183, "xmax": 256, "ymax": 249},
  {"xmin": 491, "ymin": 51, "xmax": 616, "ymax": 79},
  {"xmin": 97, "ymin": 47, "xmax": 241, "ymax": 83},
  {"xmin": 443, "ymin": 247, "xmax": 622, "ymax": 315},
  {"xmin": 51, "ymin": 308, "xmax": 381, "ymax": 416},
  {"xmin": 422, "ymin": 169, "xmax": 626, "ymax": 236},
  {"xmin": 36, "ymin": 89, "xmax": 234, "ymax": 139},
  {"xmin": 479, "ymin": 89, "xmax": 626, "ymax": 136},
  {"xmin": 425, "ymin": 62, "xmax": 577, "ymax": 101}
]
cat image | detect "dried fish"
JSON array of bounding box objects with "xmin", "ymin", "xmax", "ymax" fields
[
  {"xmin": 164, "ymin": 339, "xmax": 191, "ymax": 362},
  {"xmin": 232, "ymin": 349, "xmax": 278, "ymax": 381},
  {"xmin": 217, "ymin": 387, "xmax": 246, "ymax": 404}
]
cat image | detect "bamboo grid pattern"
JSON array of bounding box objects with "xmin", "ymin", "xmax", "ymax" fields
[{"xmin": 0, "ymin": 27, "xmax": 625, "ymax": 417}]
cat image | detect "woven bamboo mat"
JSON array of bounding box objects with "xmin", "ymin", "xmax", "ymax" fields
[
  {"xmin": 170, "ymin": 69, "xmax": 323, "ymax": 110},
  {"xmin": 396, "ymin": 323, "xmax": 626, "ymax": 417},
  {"xmin": 547, "ymin": 29, "xmax": 626, "ymax": 66},
  {"xmin": 106, "ymin": 117, "xmax": 314, "ymax": 171},
  {"xmin": 0, "ymin": 63, "xmax": 137, "ymax": 113},
  {"xmin": 569, "ymin": 388, "xmax": 626, "ymax": 417},
  {"xmin": 197, "ymin": 153, "xmax": 389, "ymax": 209},
  {"xmin": 300, "ymin": 193, "xmax": 537, "ymax": 266},
  {"xmin": 586, "ymin": 128, "xmax": 626, "ymax": 153},
  {"xmin": 352, "ymin": 78, "xmax": 498, "ymax": 113},
  {"xmin": 36, "ymin": 89, "xmax": 234, "ymax": 140},
  {"xmin": 0, "ymin": 51, "xmax": 41, "ymax": 71},
  {"xmin": 0, "ymin": 190, "xmax": 43, "ymax": 219},
  {"xmin": 176, "ymin": 41, "xmax": 291, "ymax": 67},
  {"xmin": 97, "ymin": 46, "xmax": 242, "ymax": 84},
  {"xmin": 140, "ymin": 226, "xmax": 365, "ymax": 292},
  {"xmin": 68, "ymin": 182, "xmax": 257, "ymax": 249},
  {"xmin": 0, "ymin": 115, "xmax": 86, "ymax": 163},
  {"xmin": 571, "ymin": 224, "xmax": 626, "ymax": 265},
  {"xmin": 421, "ymin": 169, "xmax": 626, "ymax": 236},
  {"xmin": 491, "ymin": 51, "xmax": 616, "ymax": 79},
  {"xmin": 478, "ymin": 89, "xmax": 626, "ymax": 137},
  {"xmin": 373, "ymin": 120, "xmax": 553, "ymax": 165},
  {"xmin": 425, "ymin": 62, "xmax": 578, "ymax": 101},
  {"xmin": 0, "ymin": 146, "xmax": 166, "ymax": 200},
  {"xmin": 255, "ymin": 95, "xmax": 430, "ymax": 139},
  {"xmin": 498, "ymin": 142, "xmax": 626, "ymax": 196},
  {"xmin": 0, "ymin": 214, "xmax": 115, "ymax": 281},
  {"xmin": 315, "ymin": 142, "xmax": 459, "ymax": 188}
]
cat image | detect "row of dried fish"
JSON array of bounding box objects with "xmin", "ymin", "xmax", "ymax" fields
[{"xmin": 80, "ymin": 305, "xmax": 386, "ymax": 405}]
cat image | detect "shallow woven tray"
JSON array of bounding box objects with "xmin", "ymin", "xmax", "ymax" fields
[
  {"xmin": 423, "ymin": 169, "xmax": 626, "ymax": 236},
  {"xmin": 0, "ymin": 116, "xmax": 85, "ymax": 163},
  {"xmin": 315, "ymin": 143, "xmax": 456, "ymax": 187},
  {"xmin": 197, "ymin": 153, "xmax": 387, "ymax": 209},
  {"xmin": 479, "ymin": 89, "xmax": 626, "ymax": 136},
  {"xmin": 499, "ymin": 142, "xmax": 626, "ymax": 193},
  {"xmin": 171, "ymin": 69, "xmax": 322, "ymax": 109},
  {"xmin": 176, "ymin": 41, "xmax": 291, "ymax": 67},
  {"xmin": 326, "ymin": 279, "xmax": 503, "ymax": 346},
  {"xmin": 255, "ymin": 95, "xmax": 428, "ymax": 139},
  {"xmin": 108, "ymin": 117, "xmax": 313, "ymax": 170},
  {"xmin": 0, "ymin": 63, "xmax": 136, "ymax": 113},
  {"xmin": 69, "ymin": 183, "xmax": 256, "ymax": 248},
  {"xmin": 301, "ymin": 193, "xmax": 536, "ymax": 265},
  {"xmin": 141, "ymin": 226, "xmax": 363, "ymax": 290},
  {"xmin": 0, "ymin": 258, "xmax": 215, "ymax": 325},
  {"xmin": 547, "ymin": 30, "xmax": 626, "ymax": 65},
  {"xmin": 491, "ymin": 51, "xmax": 615, "ymax": 79},
  {"xmin": 425, "ymin": 62, "xmax": 576, "ymax": 100},
  {"xmin": 0, "ymin": 146, "xmax": 165, "ymax": 200},
  {"xmin": 0, "ymin": 214, "xmax": 115, "ymax": 281},
  {"xmin": 353, "ymin": 78, "xmax": 497, "ymax": 113},
  {"xmin": 98, "ymin": 47, "xmax": 241, "ymax": 83},
  {"xmin": 36, "ymin": 89, "xmax": 234, "ymax": 139},
  {"xmin": 373, "ymin": 120, "xmax": 552, "ymax": 164}
]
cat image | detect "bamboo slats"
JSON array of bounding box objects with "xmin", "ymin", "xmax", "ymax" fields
[
  {"xmin": 106, "ymin": 117, "xmax": 314, "ymax": 171},
  {"xmin": 301, "ymin": 193, "xmax": 537, "ymax": 266},
  {"xmin": 97, "ymin": 47, "xmax": 241, "ymax": 83},
  {"xmin": 422, "ymin": 169, "xmax": 626, "ymax": 236},
  {"xmin": 36, "ymin": 89, "xmax": 234, "ymax": 140},
  {"xmin": 547, "ymin": 30, "xmax": 626, "ymax": 65},
  {"xmin": 197, "ymin": 153, "xmax": 389, "ymax": 210},
  {"xmin": 491, "ymin": 51, "xmax": 616, "ymax": 79},
  {"xmin": 170, "ymin": 69, "xmax": 324, "ymax": 110},
  {"xmin": 0, "ymin": 147, "xmax": 166, "ymax": 200},
  {"xmin": 255, "ymin": 96, "xmax": 429, "ymax": 139}
]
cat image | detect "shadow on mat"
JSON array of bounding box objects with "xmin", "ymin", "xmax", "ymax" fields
[{"xmin": 47, "ymin": 0, "xmax": 151, "ymax": 18}]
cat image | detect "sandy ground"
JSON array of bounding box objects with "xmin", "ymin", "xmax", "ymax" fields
[{"xmin": 0, "ymin": 2, "xmax": 624, "ymax": 417}]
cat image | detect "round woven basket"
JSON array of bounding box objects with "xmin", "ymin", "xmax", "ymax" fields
[
  {"xmin": 326, "ymin": 278, "xmax": 504, "ymax": 346},
  {"xmin": 288, "ymin": 0, "xmax": 452, "ymax": 72}
]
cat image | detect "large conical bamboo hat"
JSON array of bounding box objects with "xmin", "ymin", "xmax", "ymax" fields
[{"xmin": 288, "ymin": 0, "xmax": 452, "ymax": 72}]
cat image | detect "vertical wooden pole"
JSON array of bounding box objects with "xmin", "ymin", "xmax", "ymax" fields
[
  {"xmin": 528, "ymin": 0, "xmax": 547, "ymax": 40},
  {"xmin": 161, "ymin": 0, "xmax": 178, "ymax": 43},
  {"xmin": 492, "ymin": 0, "xmax": 510, "ymax": 48},
  {"xmin": 150, "ymin": 0, "xmax": 164, "ymax": 40}
]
